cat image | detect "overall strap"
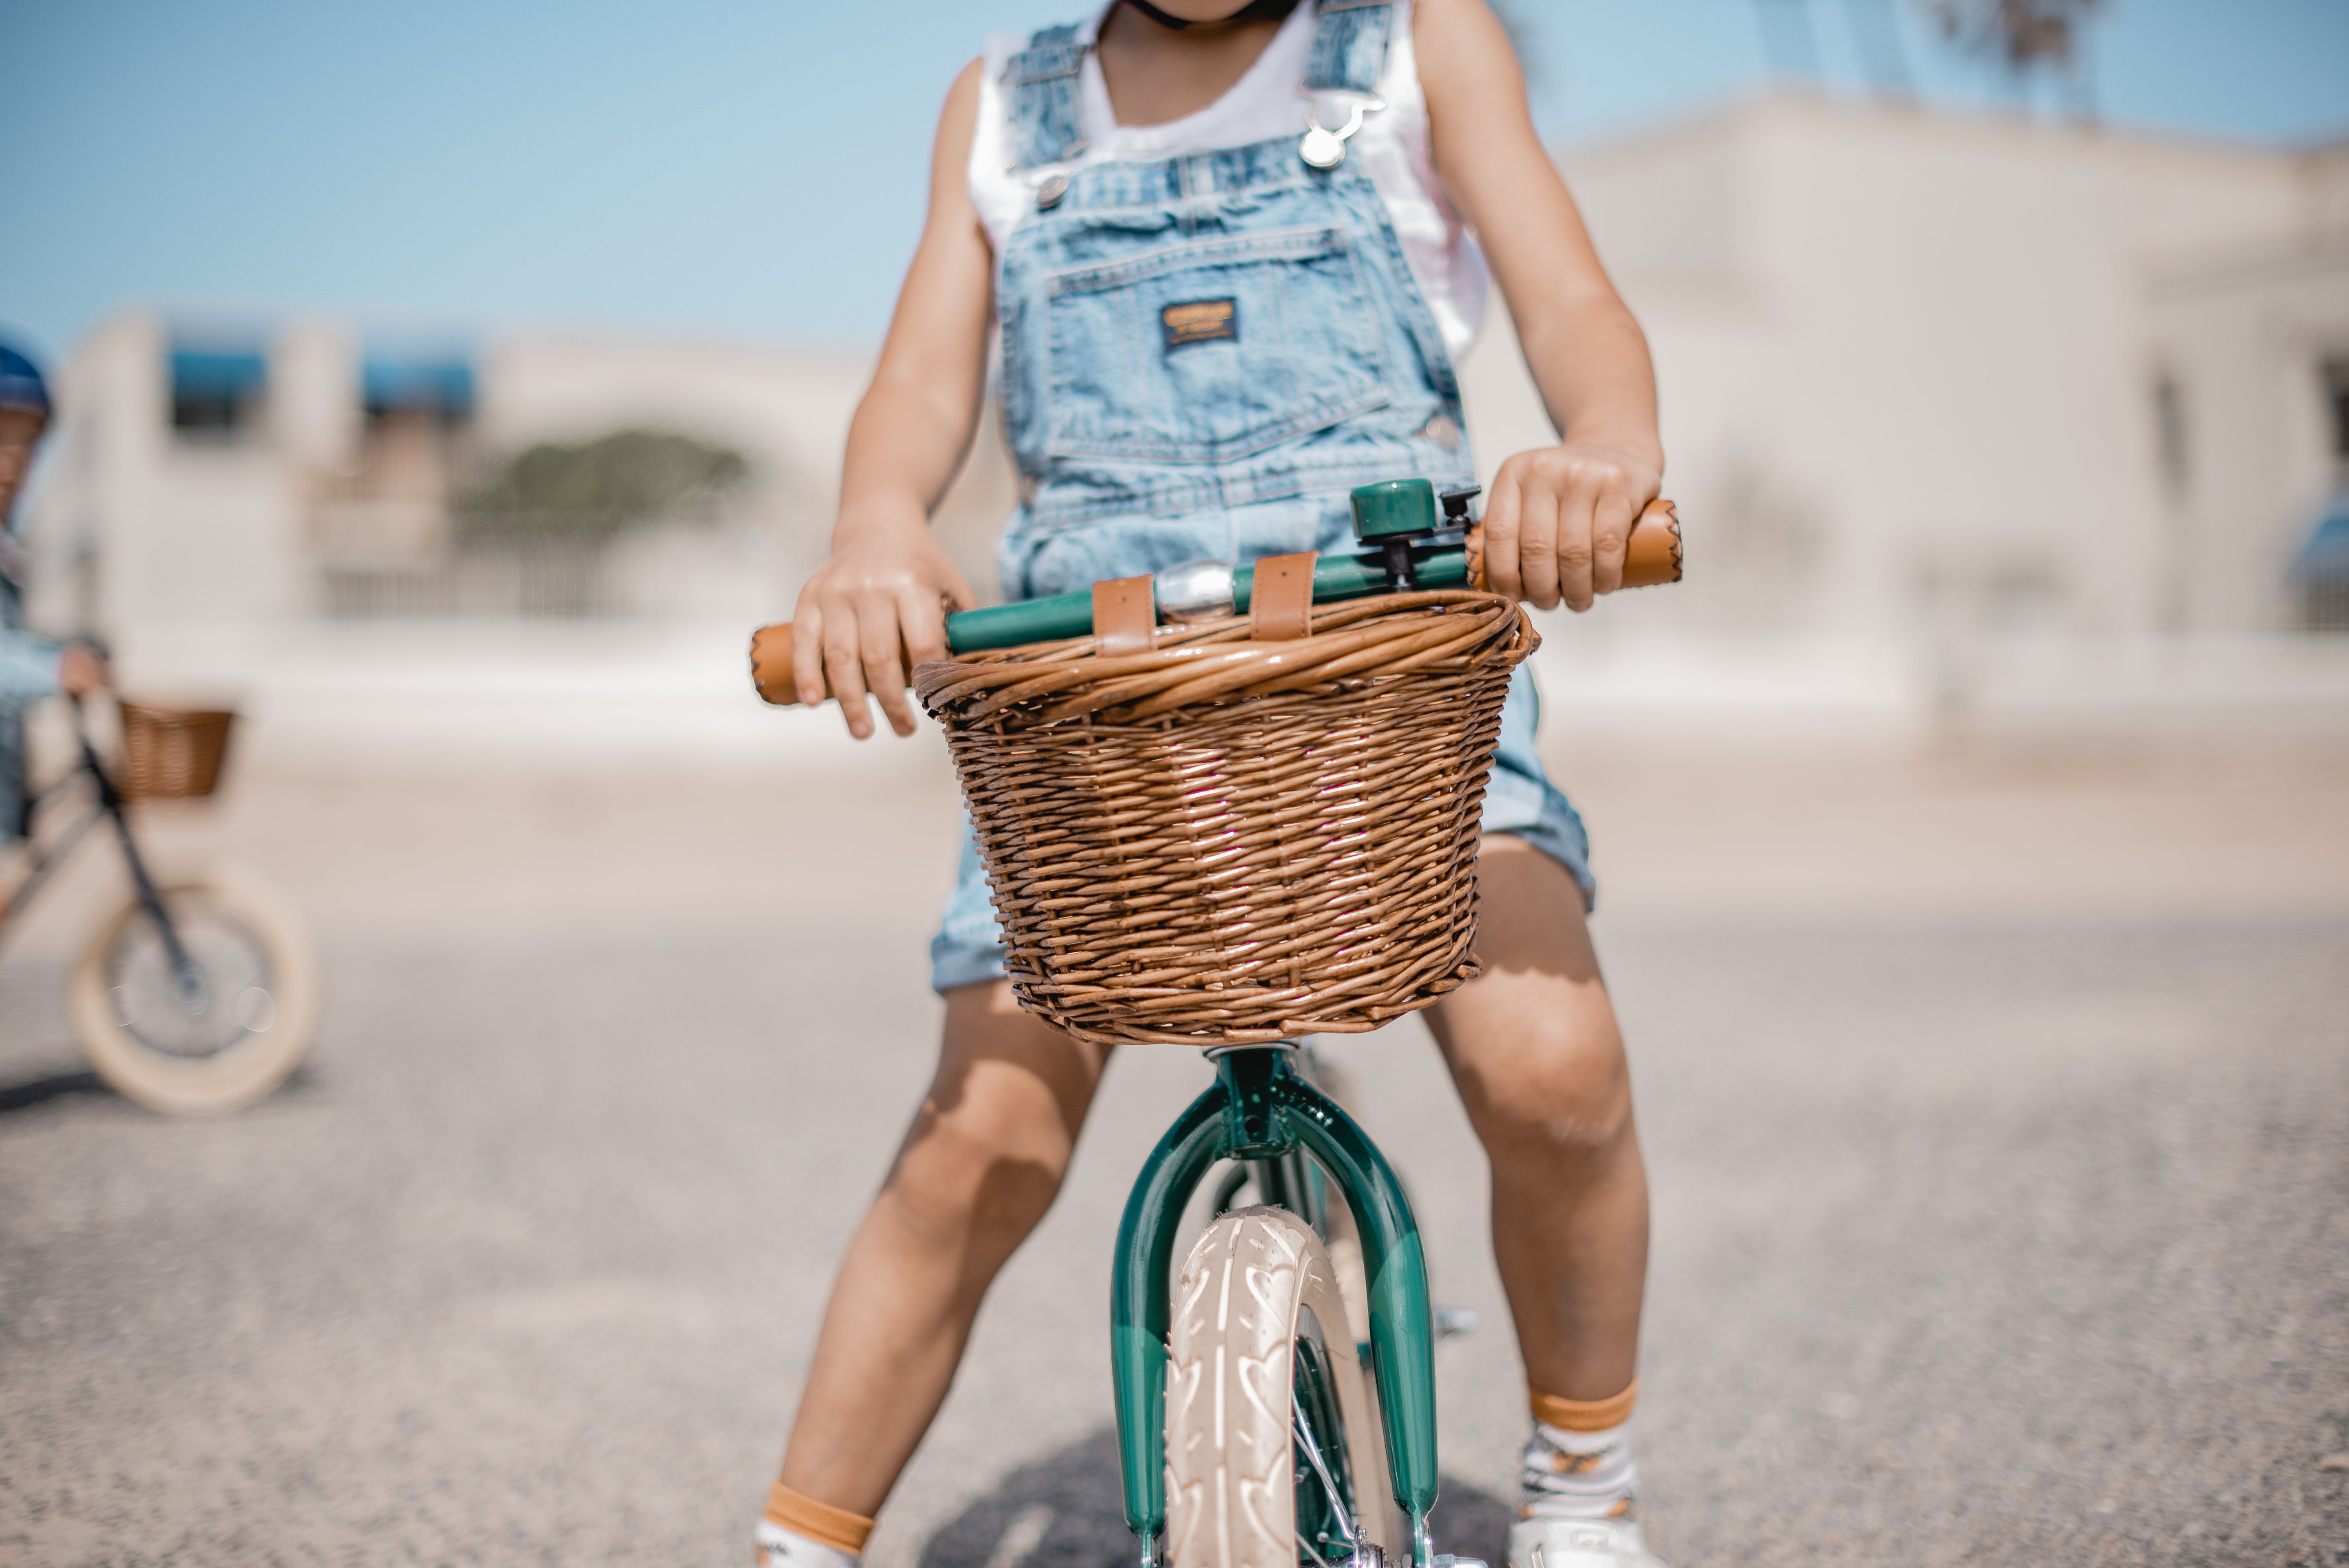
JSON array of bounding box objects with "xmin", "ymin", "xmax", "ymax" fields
[
  {"xmin": 1304, "ymin": 0, "xmax": 1396, "ymax": 95},
  {"xmin": 1002, "ymin": 23, "xmax": 1089, "ymax": 172}
]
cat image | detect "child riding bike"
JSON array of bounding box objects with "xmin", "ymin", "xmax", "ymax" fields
[
  {"xmin": 0, "ymin": 343, "xmax": 109, "ymax": 904},
  {"xmin": 766, "ymin": 4, "xmax": 1670, "ymax": 1566}
]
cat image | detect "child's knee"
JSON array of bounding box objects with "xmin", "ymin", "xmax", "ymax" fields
[
  {"xmin": 1462, "ymin": 1017, "xmax": 1635, "ymax": 1164},
  {"xmin": 891, "ymin": 1071, "xmax": 1075, "ymax": 1241}
]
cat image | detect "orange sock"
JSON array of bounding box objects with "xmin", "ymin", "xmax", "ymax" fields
[
  {"xmin": 1522, "ymin": 1379, "xmax": 1641, "ymax": 1521},
  {"xmin": 759, "ymin": 1481, "xmax": 876, "ymax": 1560},
  {"xmin": 1528, "ymin": 1377, "xmax": 1638, "ymax": 1433}
]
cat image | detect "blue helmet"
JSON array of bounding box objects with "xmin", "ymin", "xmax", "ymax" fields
[{"xmin": 0, "ymin": 343, "xmax": 52, "ymax": 420}]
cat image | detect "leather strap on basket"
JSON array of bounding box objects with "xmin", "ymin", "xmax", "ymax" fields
[
  {"xmin": 1093, "ymin": 575, "xmax": 1157, "ymax": 655},
  {"xmin": 1250, "ymin": 552, "xmax": 1317, "ymax": 641}
]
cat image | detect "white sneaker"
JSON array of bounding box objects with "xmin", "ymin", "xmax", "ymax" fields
[
  {"xmin": 1505, "ymin": 1515, "xmax": 1667, "ymax": 1568},
  {"xmin": 754, "ymin": 1522, "xmax": 859, "ymax": 1568}
]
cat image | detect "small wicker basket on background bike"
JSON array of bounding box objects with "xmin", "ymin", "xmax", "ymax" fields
[
  {"xmin": 916, "ymin": 582, "xmax": 1535, "ymax": 1047},
  {"xmin": 115, "ymin": 702, "xmax": 237, "ymax": 800}
]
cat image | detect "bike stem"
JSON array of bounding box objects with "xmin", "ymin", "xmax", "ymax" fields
[{"xmin": 1110, "ymin": 1043, "xmax": 1442, "ymax": 1568}]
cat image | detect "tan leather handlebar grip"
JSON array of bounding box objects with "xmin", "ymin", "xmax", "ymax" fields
[
  {"xmin": 750, "ymin": 622, "xmax": 934, "ymax": 710},
  {"xmin": 1464, "ymin": 497, "xmax": 1683, "ymax": 594},
  {"xmin": 1622, "ymin": 497, "xmax": 1683, "ymax": 588},
  {"xmin": 749, "ymin": 622, "xmax": 800, "ymax": 708},
  {"xmin": 751, "ymin": 500, "xmax": 1684, "ymax": 706},
  {"xmin": 753, "ymin": 586, "xmax": 960, "ymax": 708}
]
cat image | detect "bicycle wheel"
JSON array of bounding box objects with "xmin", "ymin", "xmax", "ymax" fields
[
  {"xmin": 1323, "ymin": 1232, "xmax": 1404, "ymax": 1554},
  {"xmin": 1166, "ymin": 1206, "xmax": 1393, "ymax": 1568},
  {"xmin": 69, "ymin": 867, "xmax": 320, "ymax": 1116}
]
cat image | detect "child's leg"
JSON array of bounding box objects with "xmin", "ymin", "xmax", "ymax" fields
[
  {"xmin": 1427, "ymin": 836, "xmax": 1655, "ymax": 1547},
  {"xmin": 769, "ymin": 980, "xmax": 1113, "ymax": 1530},
  {"xmin": 1429, "ymin": 836, "xmax": 1648, "ymax": 1398}
]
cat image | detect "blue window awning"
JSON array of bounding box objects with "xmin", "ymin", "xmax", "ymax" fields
[
  {"xmin": 362, "ymin": 356, "xmax": 474, "ymax": 418},
  {"xmin": 2294, "ymin": 506, "xmax": 2349, "ymax": 582},
  {"xmin": 170, "ymin": 349, "xmax": 268, "ymax": 403}
]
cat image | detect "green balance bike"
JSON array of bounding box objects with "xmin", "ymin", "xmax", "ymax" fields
[{"xmin": 754, "ymin": 479, "xmax": 1681, "ymax": 1568}]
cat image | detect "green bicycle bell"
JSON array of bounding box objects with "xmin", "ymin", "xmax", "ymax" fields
[
  {"xmin": 1352, "ymin": 477, "xmax": 1473, "ymax": 589},
  {"xmin": 1350, "ymin": 477, "xmax": 1440, "ymax": 543}
]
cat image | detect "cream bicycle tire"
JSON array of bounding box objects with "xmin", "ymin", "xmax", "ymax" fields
[
  {"xmin": 1166, "ymin": 1206, "xmax": 1393, "ymax": 1568},
  {"xmin": 1325, "ymin": 1232, "xmax": 1405, "ymax": 1553},
  {"xmin": 70, "ymin": 866, "xmax": 320, "ymax": 1117}
]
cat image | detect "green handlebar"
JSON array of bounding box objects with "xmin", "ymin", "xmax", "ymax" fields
[
  {"xmin": 944, "ymin": 544, "xmax": 1472, "ymax": 655},
  {"xmin": 748, "ymin": 487, "xmax": 1679, "ymax": 705}
]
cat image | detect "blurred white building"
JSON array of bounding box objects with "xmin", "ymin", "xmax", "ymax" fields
[
  {"xmin": 1546, "ymin": 95, "xmax": 2347, "ymax": 638},
  {"xmin": 1465, "ymin": 94, "xmax": 2349, "ymax": 735},
  {"xmin": 30, "ymin": 317, "xmax": 876, "ymax": 637},
  {"xmin": 23, "ymin": 93, "xmax": 2349, "ymax": 762}
]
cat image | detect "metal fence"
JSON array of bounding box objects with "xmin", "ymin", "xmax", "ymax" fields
[
  {"xmin": 2301, "ymin": 580, "xmax": 2349, "ymax": 634},
  {"xmin": 320, "ymin": 540, "xmax": 614, "ymax": 619}
]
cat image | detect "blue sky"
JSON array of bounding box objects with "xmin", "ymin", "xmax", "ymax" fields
[{"xmin": 2, "ymin": 0, "xmax": 2345, "ymax": 365}]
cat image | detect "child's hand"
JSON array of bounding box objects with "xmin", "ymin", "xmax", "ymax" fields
[
  {"xmin": 790, "ymin": 507, "xmax": 976, "ymax": 739},
  {"xmin": 56, "ymin": 643, "xmax": 109, "ymax": 698},
  {"xmin": 1480, "ymin": 442, "xmax": 1664, "ymax": 613}
]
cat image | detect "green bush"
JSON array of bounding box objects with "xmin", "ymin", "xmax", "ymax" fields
[{"xmin": 456, "ymin": 428, "xmax": 749, "ymax": 544}]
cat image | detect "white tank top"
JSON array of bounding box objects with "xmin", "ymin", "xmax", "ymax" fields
[{"xmin": 967, "ymin": 0, "xmax": 1489, "ymax": 361}]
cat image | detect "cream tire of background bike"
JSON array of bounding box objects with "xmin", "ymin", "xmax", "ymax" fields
[
  {"xmin": 69, "ymin": 865, "xmax": 321, "ymax": 1117},
  {"xmin": 1166, "ymin": 1205, "xmax": 1393, "ymax": 1568}
]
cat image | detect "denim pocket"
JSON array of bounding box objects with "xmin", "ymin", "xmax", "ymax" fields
[{"xmin": 1040, "ymin": 225, "xmax": 1389, "ymax": 464}]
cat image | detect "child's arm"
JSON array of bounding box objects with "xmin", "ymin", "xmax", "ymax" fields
[
  {"xmin": 792, "ymin": 61, "xmax": 995, "ymax": 737},
  {"xmin": 1416, "ymin": 0, "xmax": 1665, "ymax": 613}
]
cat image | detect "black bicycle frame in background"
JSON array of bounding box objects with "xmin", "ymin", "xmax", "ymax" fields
[{"xmin": 0, "ymin": 710, "xmax": 202, "ymax": 1005}]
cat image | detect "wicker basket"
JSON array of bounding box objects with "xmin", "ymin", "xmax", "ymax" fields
[
  {"xmin": 915, "ymin": 589, "xmax": 1537, "ymax": 1047},
  {"xmin": 116, "ymin": 702, "xmax": 237, "ymax": 800}
]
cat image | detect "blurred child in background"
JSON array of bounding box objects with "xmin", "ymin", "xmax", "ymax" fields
[{"xmin": 0, "ymin": 344, "xmax": 107, "ymax": 912}]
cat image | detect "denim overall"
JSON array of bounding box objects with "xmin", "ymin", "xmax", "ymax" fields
[
  {"xmin": 928, "ymin": 0, "xmax": 1591, "ymax": 993},
  {"xmin": 0, "ymin": 540, "xmax": 62, "ymax": 841}
]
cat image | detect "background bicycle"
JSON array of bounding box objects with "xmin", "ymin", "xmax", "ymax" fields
[{"xmin": 0, "ymin": 697, "xmax": 319, "ymax": 1115}]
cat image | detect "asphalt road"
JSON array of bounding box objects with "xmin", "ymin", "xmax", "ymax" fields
[{"xmin": 2, "ymin": 752, "xmax": 2345, "ymax": 1568}]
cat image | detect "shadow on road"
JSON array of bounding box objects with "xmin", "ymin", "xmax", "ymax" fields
[
  {"xmin": 0, "ymin": 1068, "xmax": 109, "ymax": 1117},
  {"xmin": 916, "ymin": 1426, "xmax": 1513, "ymax": 1568},
  {"xmin": 1427, "ymin": 1479, "xmax": 1513, "ymax": 1566},
  {"xmin": 0, "ymin": 1062, "xmax": 317, "ymax": 1119}
]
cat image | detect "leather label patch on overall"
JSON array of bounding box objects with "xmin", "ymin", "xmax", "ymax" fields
[{"xmin": 1161, "ymin": 298, "xmax": 1238, "ymax": 351}]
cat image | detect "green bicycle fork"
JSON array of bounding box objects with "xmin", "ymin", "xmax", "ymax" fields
[{"xmin": 1109, "ymin": 1044, "xmax": 1441, "ymax": 1568}]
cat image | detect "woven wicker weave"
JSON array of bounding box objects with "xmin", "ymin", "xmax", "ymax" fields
[
  {"xmin": 914, "ymin": 590, "xmax": 1536, "ymax": 1047},
  {"xmin": 117, "ymin": 703, "xmax": 237, "ymax": 800}
]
